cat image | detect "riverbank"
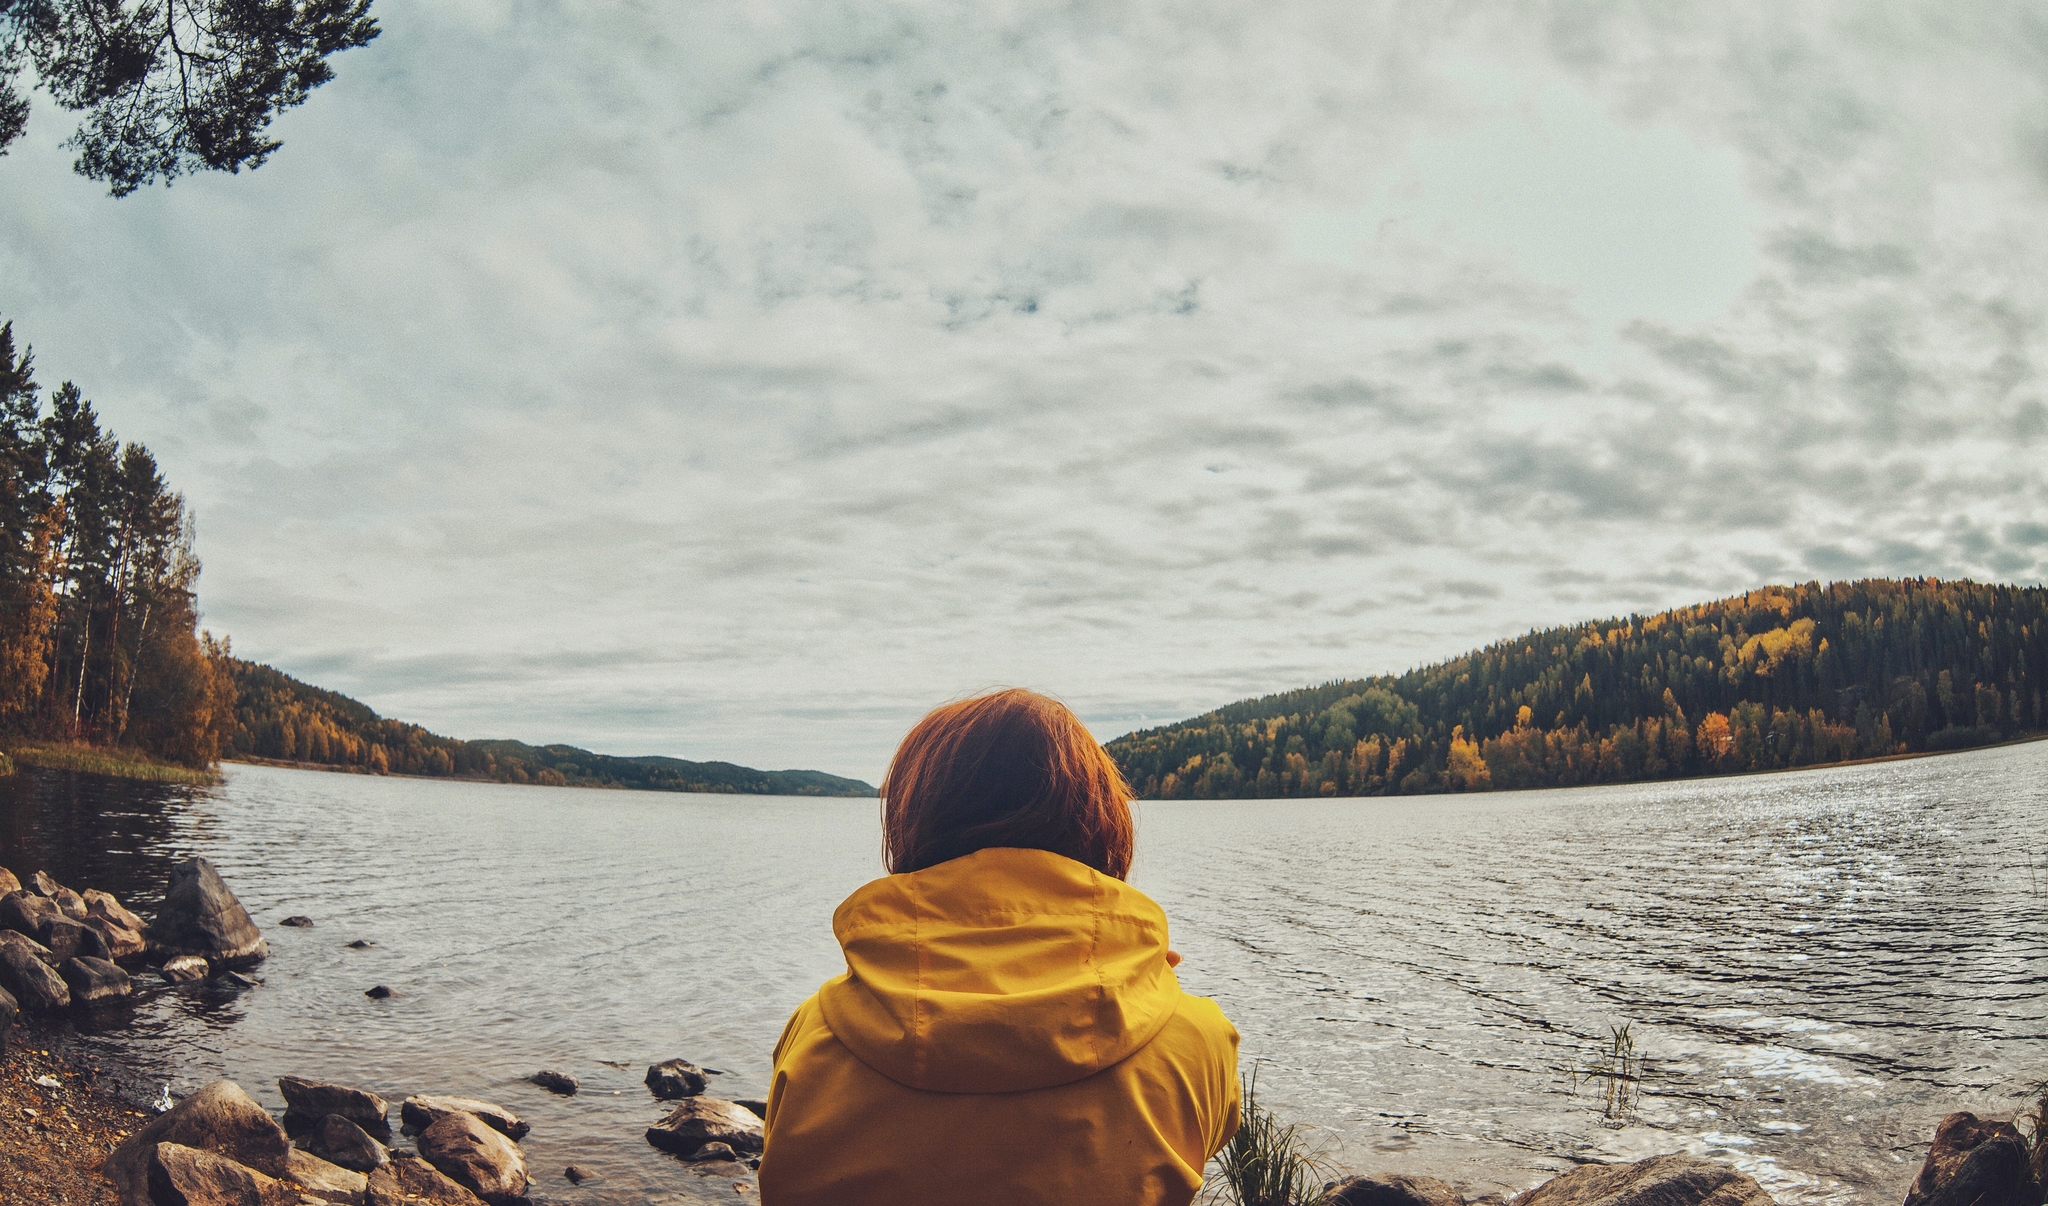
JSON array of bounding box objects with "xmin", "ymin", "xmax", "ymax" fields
[
  {"xmin": 1, "ymin": 743, "xmax": 220, "ymax": 786},
  {"xmin": 0, "ymin": 1025, "xmax": 148, "ymax": 1204}
]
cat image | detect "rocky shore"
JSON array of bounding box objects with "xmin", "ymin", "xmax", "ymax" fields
[{"xmin": 0, "ymin": 856, "xmax": 2041, "ymax": 1206}]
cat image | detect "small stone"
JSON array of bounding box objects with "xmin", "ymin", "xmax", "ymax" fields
[
  {"xmin": 161, "ymin": 954, "xmax": 211, "ymax": 983},
  {"xmin": 365, "ymin": 984, "xmax": 393, "ymax": 999},
  {"xmin": 27, "ymin": 870, "xmax": 59, "ymax": 897},
  {"xmin": 223, "ymin": 970, "xmax": 261, "ymax": 988},
  {"xmin": 688, "ymin": 1141, "xmax": 738, "ymax": 1162},
  {"xmin": 530, "ymin": 1069, "xmax": 578, "ymax": 1095},
  {"xmin": 735, "ymin": 1099, "xmax": 767, "ymax": 1120},
  {"xmin": 279, "ymin": 915, "xmax": 314, "ymax": 927},
  {"xmin": 564, "ymin": 1164, "xmax": 602, "ymax": 1184},
  {"xmin": 0, "ymin": 866, "xmax": 17, "ymax": 895},
  {"xmin": 346, "ymin": 939, "xmax": 374, "ymax": 949},
  {"xmin": 646, "ymin": 1059, "xmax": 709, "ymax": 1099}
]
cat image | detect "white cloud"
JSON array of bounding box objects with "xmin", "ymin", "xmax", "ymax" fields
[{"xmin": 1, "ymin": 1, "xmax": 2044, "ymax": 779}]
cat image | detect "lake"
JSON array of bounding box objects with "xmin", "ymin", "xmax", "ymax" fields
[{"xmin": 2, "ymin": 742, "xmax": 2044, "ymax": 1205}]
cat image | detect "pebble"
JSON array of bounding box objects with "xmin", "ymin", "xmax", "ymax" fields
[{"xmin": 365, "ymin": 985, "xmax": 392, "ymax": 999}]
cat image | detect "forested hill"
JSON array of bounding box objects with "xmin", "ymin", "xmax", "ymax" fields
[
  {"xmin": 226, "ymin": 659, "xmax": 876, "ymax": 796},
  {"xmin": 1108, "ymin": 579, "xmax": 2047, "ymax": 799}
]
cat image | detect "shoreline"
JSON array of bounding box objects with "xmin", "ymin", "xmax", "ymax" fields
[
  {"xmin": 0, "ymin": 1023, "xmax": 151, "ymax": 1204},
  {"xmin": 1, "ymin": 743, "xmax": 220, "ymax": 787}
]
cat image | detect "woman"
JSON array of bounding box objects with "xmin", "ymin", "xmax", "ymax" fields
[{"xmin": 758, "ymin": 689, "xmax": 1241, "ymax": 1205}]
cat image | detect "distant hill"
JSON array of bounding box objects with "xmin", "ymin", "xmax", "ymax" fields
[
  {"xmin": 1108, "ymin": 578, "xmax": 2046, "ymax": 799},
  {"xmin": 224, "ymin": 659, "xmax": 876, "ymax": 796}
]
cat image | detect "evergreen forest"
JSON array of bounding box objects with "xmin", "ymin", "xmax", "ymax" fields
[
  {"xmin": 0, "ymin": 320, "xmax": 234, "ymax": 766},
  {"xmin": 1108, "ymin": 580, "xmax": 2047, "ymax": 799}
]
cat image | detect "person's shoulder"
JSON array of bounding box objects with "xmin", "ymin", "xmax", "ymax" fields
[{"xmin": 772, "ymin": 991, "xmax": 829, "ymax": 1066}]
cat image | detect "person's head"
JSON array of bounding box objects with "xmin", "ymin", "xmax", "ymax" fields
[{"xmin": 882, "ymin": 688, "xmax": 1135, "ymax": 879}]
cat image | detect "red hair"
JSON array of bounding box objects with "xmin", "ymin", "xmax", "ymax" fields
[{"xmin": 882, "ymin": 689, "xmax": 1135, "ymax": 879}]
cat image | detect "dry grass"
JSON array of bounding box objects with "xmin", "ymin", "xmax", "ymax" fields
[{"xmin": 3, "ymin": 743, "xmax": 219, "ymax": 786}]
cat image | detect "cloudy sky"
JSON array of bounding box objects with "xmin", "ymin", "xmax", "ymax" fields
[{"xmin": 2, "ymin": 2, "xmax": 2044, "ymax": 780}]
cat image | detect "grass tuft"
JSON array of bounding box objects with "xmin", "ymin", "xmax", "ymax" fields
[
  {"xmin": 3, "ymin": 743, "xmax": 219, "ymax": 786},
  {"xmin": 1207, "ymin": 1068, "xmax": 1332, "ymax": 1206},
  {"xmin": 1572, "ymin": 1022, "xmax": 1646, "ymax": 1125}
]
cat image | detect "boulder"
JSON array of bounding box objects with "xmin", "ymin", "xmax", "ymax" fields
[
  {"xmin": 52, "ymin": 885, "xmax": 87, "ymax": 919},
  {"xmin": 0, "ymin": 928, "xmax": 55, "ymax": 964},
  {"xmin": 0, "ymin": 982, "xmax": 16, "ymax": 1046},
  {"xmin": 86, "ymin": 911, "xmax": 148, "ymax": 959},
  {"xmin": 416, "ymin": 1111, "xmax": 528, "ymax": 1205},
  {"xmin": 147, "ymin": 1141, "xmax": 297, "ymax": 1206},
  {"xmin": 1324, "ymin": 1173, "xmax": 1464, "ymax": 1206},
  {"xmin": 399, "ymin": 1095, "xmax": 530, "ymax": 1141},
  {"xmin": 47, "ymin": 914, "xmax": 109, "ymax": 961},
  {"xmin": 151, "ymin": 857, "xmax": 269, "ymax": 966},
  {"xmin": 366, "ymin": 1153, "xmax": 486, "ymax": 1206},
  {"xmin": 1903, "ymin": 1113, "xmax": 2038, "ymax": 1206},
  {"xmin": 0, "ymin": 942, "xmax": 70, "ymax": 1010},
  {"xmin": 735, "ymin": 1099, "xmax": 767, "ymax": 1120},
  {"xmin": 305, "ymin": 1113, "xmax": 390, "ymax": 1173},
  {"xmin": 284, "ymin": 1148, "xmax": 369, "ymax": 1204},
  {"xmin": 645, "ymin": 1097, "xmax": 765, "ymax": 1156},
  {"xmin": 106, "ymin": 1080, "xmax": 291, "ymax": 1204},
  {"xmin": 85, "ymin": 887, "xmax": 147, "ymax": 932},
  {"xmin": 28, "ymin": 869, "xmax": 59, "ymax": 896},
  {"xmin": 60, "ymin": 954, "xmax": 132, "ymax": 1003},
  {"xmin": 1515, "ymin": 1154, "xmax": 1776, "ymax": 1206},
  {"xmin": 0, "ymin": 889, "xmax": 59, "ymax": 937},
  {"xmin": 530, "ymin": 1069, "xmax": 577, "ymax": 1095},
  {"xmin": 0, "ymin": 865, "xmax": 18, "ymax": 894},
  {"xmin": 279, "ymin": 1076, "xmax": 391, "ymax": 1141},
  {"xmin": 645, "ymin": 1058, "xmax": 708, "ymax": 1099},
  {"xmin": 162, "ymin": 954, "xmax": 212, "ymax": 982}
]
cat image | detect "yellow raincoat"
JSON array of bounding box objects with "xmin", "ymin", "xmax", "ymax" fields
[{"xmin": 758, "ymin": 847, "xmax": 1240, "ymax": 1205}]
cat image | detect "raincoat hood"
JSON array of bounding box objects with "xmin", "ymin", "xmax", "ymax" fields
[{"xmin": 817, "ymin": 846, "xmax": 1185, "ymax": 1094}]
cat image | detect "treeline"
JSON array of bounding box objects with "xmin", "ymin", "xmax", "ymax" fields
[
  {"xmin": 1109, "ymin": 579, "xmax": 2047, "ymax": 799},
  {"xmin": 0, "ymin": 320, "xmax": 233, "ymax": 767},
  {"xmin": 227, "ymin": 658, "xmax": 876, "ymax": 796}
]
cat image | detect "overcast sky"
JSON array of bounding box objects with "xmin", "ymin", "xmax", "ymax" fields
[{"xmin": 2, "ymin": 2, "xmax": 2044, "ymax": 781}]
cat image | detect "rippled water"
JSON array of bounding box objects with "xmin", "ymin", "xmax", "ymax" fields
[{"xmin": 2, "ymin": 743, "xmax": 2043, "ymax": 1205}]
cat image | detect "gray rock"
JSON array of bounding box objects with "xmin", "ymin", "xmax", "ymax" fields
[
  {"xmin": 0, "ymin": 928, "xmax": 55, "ymax": 965},
  {"xmin": 399, "ymin": 1095, "xmax": 530, "ymax": 1141},
  {"xmin": 645, "ymin": 1097, "xmax": 764, "ymax": 1156},
  {"xmin": 1516, "ymin": 1153, "xmax": 1776, "ymax": 1206},
  {"xmin": 106, "ymin": 1080, "xmax": 292, "ymax": 1203},
  {"xmin": 84, "ymin": 887, "xmax": 147, "ymax": 932},
  {"xmin": 1903, "ymin": 1113, "xmax": 2037, "ymax": 1206},
  {"xmin": 645, "ymin": 1059, "xmax": 708, "ymax": 1099},
  {"xmin": 364, "ymin": 985, "xmax": 392, "ymax": 999},
  {"xmin": 84, "ymin": 911, "xmax": 147, "ymax": 960},
  {"xmin": 0, "ymin": 866, "xmax": 18, "ymax": 895},
  {"xmin": 687, "ymin": 1141, "xmax": 738, "ymax": 1162},
  {"xmin": 367, "ymin": 1153, "xmax": 486, "ymax": 1206},
  {"xmin": 47, "ymin": 915, "xmax": 109, "ymax": 961},
  {"xmin": 416, "ymin": 1111, "xmax": 528, "ymax": 1205},
  {"xmin": 563, "ymin": 1164, "xmax": 602, "ymax": 1184},
  {"xmin": 0, "ymin": 942, "xmax": 70, "ymax": 1010},
  {"xmin": 151, "ymin": 857, "xmax": 270, "ymax": 966},
  {"xmin": 279, "ymin": 915, "xmax": 314, "ymax": 927},
  {"xmin": 529, "ymin": 1069, "xmax": 577, "ymax": 1095},
  {"xmin": 305, "ymin": 1114, "xmax": 389, "ymax": 1173},
  {"xmin": 60, "ymin": 955, "xmax": 132, "ymax": 1004},
  {"xmin": 162, "ymin": 953, "xmax": 212, "ymax": 982},
  {"xmin": 285, "ymin": 1147, "xmax": 369, "ymax": 1204},
  {"xmin": 147, "ymin": 1140, "xmax": 294, "ymax": 1206},
  {"xmin": 0, "ymin": 890, "xmax": 59, "ymax": 938},
  {"xmin": 279, "ymin": 1076, "xmax": 391, "ymax": 1141},
  {"xmin": 1323, "ymin": 1173, "xmax": 1464, "ymax": 1206},
  {"xmin": 27, "ymin": 869, "xmax": 59, "ymax": 897},
  {"xmin": 51, "ymin": 885, "xmax": 87, "ymax": 919},
  {"xmin": 735, "ymin": 1099, "xmax": 767, "ymax": 1120}
]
